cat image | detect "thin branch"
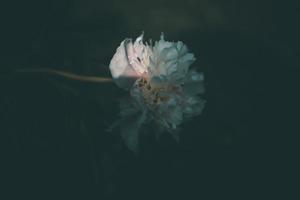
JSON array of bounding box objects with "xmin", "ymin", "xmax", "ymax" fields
[{"xmin": 16, "ymin": 68, "xmax": 113, "ymax": 83}]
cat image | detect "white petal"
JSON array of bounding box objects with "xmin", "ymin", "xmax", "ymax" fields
[
  {"xmin": 109, "ymin": 40, "xmax": 139, "ymax": 90},
  {"xmin": 120, "ymin": 110, "xmax": 147, "ymax": 153},
  {"xmin": 183, "ymin": 71, "xmax": 205, "ymax": 95},
  {"xmin": 183, "ymin": 96, "xmax": 206, "ymax": 118},
  {"xmin": 120, "ymin": 115, "xmax": 140, "ymax": 153}
]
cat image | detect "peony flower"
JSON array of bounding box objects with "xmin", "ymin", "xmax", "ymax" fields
[{"xmin": 109, "ymin": 33, "xmax": 206, "ymax": 153}]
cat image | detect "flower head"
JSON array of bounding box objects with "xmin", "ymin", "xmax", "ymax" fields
[{"xmin": 109, "ymin": 33, "xmax": 206, "ymax": 153}]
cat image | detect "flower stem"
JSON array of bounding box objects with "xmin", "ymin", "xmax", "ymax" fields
[{"xmin": 16, "ymin": 68, "xmax": 113, "ymax": 83}]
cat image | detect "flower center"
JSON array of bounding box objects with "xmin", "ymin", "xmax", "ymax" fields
[{"xmin": 136, "ymin": 77, "xmax": 174, "ymax": 110}]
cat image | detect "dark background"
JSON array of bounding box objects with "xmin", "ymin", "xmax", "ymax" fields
[{"xmin": 1, "ymin": 0, "xmax": 298, "ymax": 199}]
